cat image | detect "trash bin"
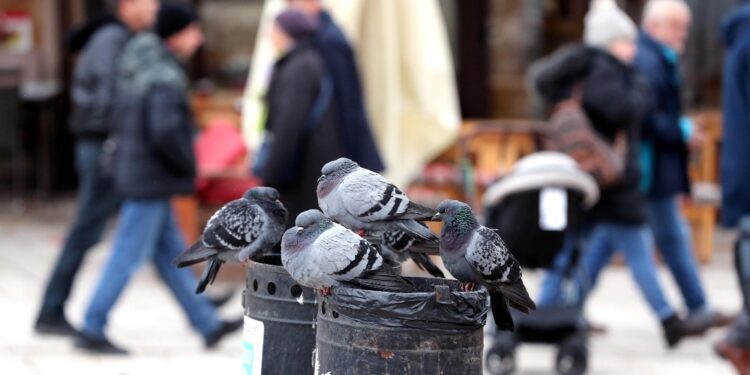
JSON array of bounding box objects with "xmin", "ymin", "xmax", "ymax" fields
[
  {"xmin": 314, "ymin": 277, "xmax": 488, "ymax": 375},
  {"xmin": 243, "ymin": 255, "xmax": 317, "ymax": 375}
]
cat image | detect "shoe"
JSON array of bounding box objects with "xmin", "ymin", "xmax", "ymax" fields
[
  {"xmin": 685, "ymin": 310, "xmax": 735, "ymax": 335},
  {"xmin": 204, "ymin": 318, "xmax": 243, "ymax": 349},
  {"xmin": 208, "ymin": 290, "xmax": 235, "ymax": 308},
  {"xmin": 662, "ymin": 314, "xmax": 686, "ymax": 348},
  {"xmin": 34, "ymin": 316, "xmax": 78, "ymax": 337},
  {"xmin": 74, "ymin": 332, "xmax": 129, "ymax": 355},
  {"xmin": 715, "ymin": 340, "xmax": 750, "ymax": 375}
]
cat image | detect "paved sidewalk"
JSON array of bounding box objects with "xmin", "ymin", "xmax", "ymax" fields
[{"xmin": 0, "ymin": 198, "xmax": 741, "ymax": 374}]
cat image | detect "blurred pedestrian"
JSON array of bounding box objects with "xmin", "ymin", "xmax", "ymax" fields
[
  {"xmin": 287, "ymin": 0, "xmax": 384, "ymax": 173},
  {"xmin": 636, "ymin": 0, "xmax": 726, "ymax": 333},
  {"xmin": 533, "ymin": 0, "xmax": 696, "ymax": 348},
  {"xmin": 74, "ymin": 2, "xmax": 241, "ymax": 354},
  {"xmin": 253, "ymin": 9, "xmax": 345, "ymax": 224},
  {"xmin": 715, "ymin": 5, "xmax": 750, "ymax": 373},
  {"xmin": 35, "ymin": 0, "xmax": 158, "ymax": 336}
]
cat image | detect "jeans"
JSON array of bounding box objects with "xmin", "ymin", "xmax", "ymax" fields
[
  {"xmin": 647, "ymin": 195, "xmax": 708, "ymax": 313},
  {"xmin": 82, "ymin": 199, "xmax": 221, "ymax": 339},
  {"xmin": 37, "ymin": 140, "xmax": 121, "ymax": 321},
  {"xmin": 539, "ymin": 222, "xmax": 676, "ymax": 321}
]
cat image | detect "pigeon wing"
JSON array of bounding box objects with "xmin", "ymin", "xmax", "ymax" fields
[
  {"xmin": 468, "ymin": 226, "xmax": 535, "ymax": 312},
  {"xmin": 313, "ymin": 224, "xmax": 381, "ymax": 281},
  {"xmin": 339, "ymin": 170, "xmax": 425, "ymax": 222},
  {"xmin": 203, "ymin": 200, "xmax": 264, "ymax": 250}
]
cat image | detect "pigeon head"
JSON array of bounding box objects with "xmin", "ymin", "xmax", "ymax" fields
[
  {"xmin": 434, "ymin": 200, "xmax": 479, "ymax": 236},
  {"xmin": 245, "ymin": 187, "xmax": 281, "ymax": 201},
  {"xmin": 294, "ymin": 209, "xmax": 329, "ymax": 228},
  {"xmin": 245, "ymin": 187, "xmax": 288, "ymax": 225},
  {"xmin": 317, "ymin": 158, "xmax": 359, "ymax": 198},
  {"xmin": 282, "ymin": 210, "xmax": 331, "ymax": 254}
]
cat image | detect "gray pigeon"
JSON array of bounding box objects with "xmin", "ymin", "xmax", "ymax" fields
[
  {"xmin": 317, "ymin": 158, "xmax": 443, "ymax": 275},
  {"xmin": 433, "ymin": 200, "xmax": 536, "ymax": 331},
  {"xmin": 281, "ymin": 209, "xmax": 414, "ymax": 296},
  {"xmin": 174, "ymin": 187, "xmax": 288, "ymax": 294}
]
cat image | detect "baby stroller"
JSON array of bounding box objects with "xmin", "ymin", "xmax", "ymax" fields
[{"xmin": 481, "ymin": 152, "xmax": 599, "ymax": 375}]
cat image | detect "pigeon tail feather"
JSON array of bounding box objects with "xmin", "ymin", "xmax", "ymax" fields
[
  {"xmin": 195, "ymin": 258, "xmax": 223, "ymax": 294},
  {"xmin": 345, "ymin": 266, "xmax": 416, "ymax": 293},
  {"xmin": 498, "ymin": 279, "xmax": 536, "ymax": 313},
  {"xmin": 394, "ymin": 220, "xmax": 438, "ymax": 242},
  {"xmin": 174, "ymin": 240, "xmax": 218, "ymax": 268},
  {"xmin": 489, "ymin": 290, "xmax": 515, "ymax": 331},
  {"xmin": 401, "ymin": 202, "xmax": 438, "ymax": 220},
  {"xmin": 409, "ymin": 253, "xmax": 446, "ymax": 278}
]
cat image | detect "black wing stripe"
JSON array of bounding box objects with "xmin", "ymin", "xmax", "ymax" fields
[
  {"xmin": 365, "ymin": 242, "xmax": 380, "ymax": 269},
  {"xmin": 333, "ymin": 241, "xmax": 368, "ymax": 276},
  {"xmin": 359, "ymin": 184, "xmax": 395, "ymax": 217},
  {"xmin": 387, "ymin": 197, "xmax": 402, "ymax": 216}
]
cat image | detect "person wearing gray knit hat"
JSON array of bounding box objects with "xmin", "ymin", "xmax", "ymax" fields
[
  {"xmin": 584, "ymin": 0, "xmax": 638, "ymax": 64},
  {"xmin": 584, "ymin": 0, "xmax": 637, "ymax": 47}
]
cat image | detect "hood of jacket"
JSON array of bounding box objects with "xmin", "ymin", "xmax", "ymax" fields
[
  {"xmin": 118, "ymin": 32, "xmax": 187, "ymax": 96},
  {"xmin": 721, "ymin": 5, "xmax": 750, "ymax": 47}
]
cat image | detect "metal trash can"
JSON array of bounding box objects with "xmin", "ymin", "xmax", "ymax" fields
[
  {"xmin": 243, "ymin": 255, "xmax": 317, "ymax": 375},
  {"xmin": 314, "ymin": 278, "xmax": 488, "ymax": 375}
]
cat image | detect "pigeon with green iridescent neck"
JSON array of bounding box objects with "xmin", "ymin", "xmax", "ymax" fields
[
  {"xmin": 433, "ymin": 200, "xmax": 536, "ymax": 331},
  {"xmin": 281, "ymin": 209, "xmax": 414, "ymax": 296}
]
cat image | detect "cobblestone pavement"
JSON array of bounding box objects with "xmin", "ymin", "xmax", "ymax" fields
[{"xmin": 0, "ymin": 198, "xmax": 741, "ymax": 374}]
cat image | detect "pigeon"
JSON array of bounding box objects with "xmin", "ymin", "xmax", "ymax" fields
[
  {"xmin": 280, "ymin": 209, "xmax": 415, "ymax": 296},
  {"xmin": 174, "ymin": 187, "xmax": 288, "ymax": 294},
  {"xmin": 317, "ymin": 158, "xmax": 443, "ymax": 275},
  {"xmin": 433, "ymin": 200, "xmax": 536, "ymax": 331}
]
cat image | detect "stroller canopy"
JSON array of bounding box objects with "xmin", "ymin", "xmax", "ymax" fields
[{"xmin": 483, "ymin": 152, "xmax": 599, "ymax": 209}]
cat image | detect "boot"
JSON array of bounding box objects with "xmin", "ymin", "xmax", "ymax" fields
[{"xmin": 662, "ymin": 314, "xmax": 686, "ymax": 349}]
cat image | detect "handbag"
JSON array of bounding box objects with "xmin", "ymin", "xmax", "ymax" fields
[
  {"xmin": 543, "ymin": 84, "xmax": 627, "ymax": 188},
  {"xmin": 252, "ymin": 74, "xmax": 334, "ymax": 182}
]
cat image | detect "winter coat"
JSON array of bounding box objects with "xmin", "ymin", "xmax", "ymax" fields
[
  {"xmin": 70, "ymin": 23, "xmax": 130, "ymax": 140},
  {"xmin": 720, "ymin": 5, "xmax": 750, "ymax": 227},
  {"xmin": 634, "ymin": 31, "xmax": 691, "ymax": 198},
  {"xmin": 111, "ymin": 33, "xmax": 196, "ymax": 199},
  {"xmin": 316, "ymin": 11, "xmax": 384, "ymax": 172},
  {"xmin": 257, "ymin": 40, "xmax": 345, "ymax": 224},
  {"xmin": 533, "ymin": 45, "xmax": 651, "ymax": 224}
]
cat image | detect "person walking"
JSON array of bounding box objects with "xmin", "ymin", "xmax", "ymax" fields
[
  {"xmin": 714, "ymin": 5, "xmax": 750, "ymax": 373},
  {"xmin": 635, "ymin": 0, "xmax": 726, "ymax": 332},
  {"xmin": 533, "ymin": 0, "xmax": 696, "ymax": 348},
  {"xmin": 287, "ymin": 0, "xmax": 384, "ymax": 173},
  {"xmin": 253, "ymin": 9, "xmax": 345, "ymax": 224},
  {"xmin": 74, "ymin": 2, "xmax": 240, "ymax": 354},
  {"xmin": 35, "ymin": 0, "xmax": 159, "ymax": 336}
]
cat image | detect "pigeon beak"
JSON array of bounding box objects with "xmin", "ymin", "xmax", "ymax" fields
[
  {"xmin": 431, "ymin": 213, "xmax": 442, "ymax": 221},
  {"xmin": 317, "ymin": 174, "xmax": 325, "ymax": 183},
  {"xmin": 296, "ymin": 227, "xmax": 303, "ymax": 234}
]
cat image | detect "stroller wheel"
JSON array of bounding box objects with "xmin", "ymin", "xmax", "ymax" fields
[
  {"xmin": 555, "ymin": 334, "xmax": 588, "ymax": 375},
  {"xmin": 485, "ymin": 340, "xmax": 516, "ymax": 375}
]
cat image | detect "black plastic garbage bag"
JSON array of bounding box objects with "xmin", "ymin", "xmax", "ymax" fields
[{"xmin": 315, "ymin": 277, "xmax": 488, "ymax": 375}]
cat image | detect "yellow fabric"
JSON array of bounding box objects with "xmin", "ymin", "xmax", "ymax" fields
[{"xmin": 242, "ymin": 0, "xmax": 460, "ymax": 187}]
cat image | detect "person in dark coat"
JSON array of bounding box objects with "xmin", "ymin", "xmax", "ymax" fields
[
  {"xmin": 35, "ymin": 0, "xmax": 158, "ymax": 337},
  {"xmin": 287, "ymin": 0, "xmax": 384, "ymax": 172},
  {"xmin": 75, "ymin": 2, "xmax": 240, "ymax": 354},
  {"xmin": 720, "ymin": 4, "xmax": 750, "ymax": 229},
  {"xmin": 635, "ymin": 0, "xmax": 727, "ymax": 332},
  {"xmin": 714, "ymin": 6, "xmax": 750, "ymax": 373},
  {"xmin": 255, "ymin": 9, "xmax": 345, "ymax": 225},
  {"xmin": 533, "ymin": 0, "xmax": 697, "ymax": 348}
]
